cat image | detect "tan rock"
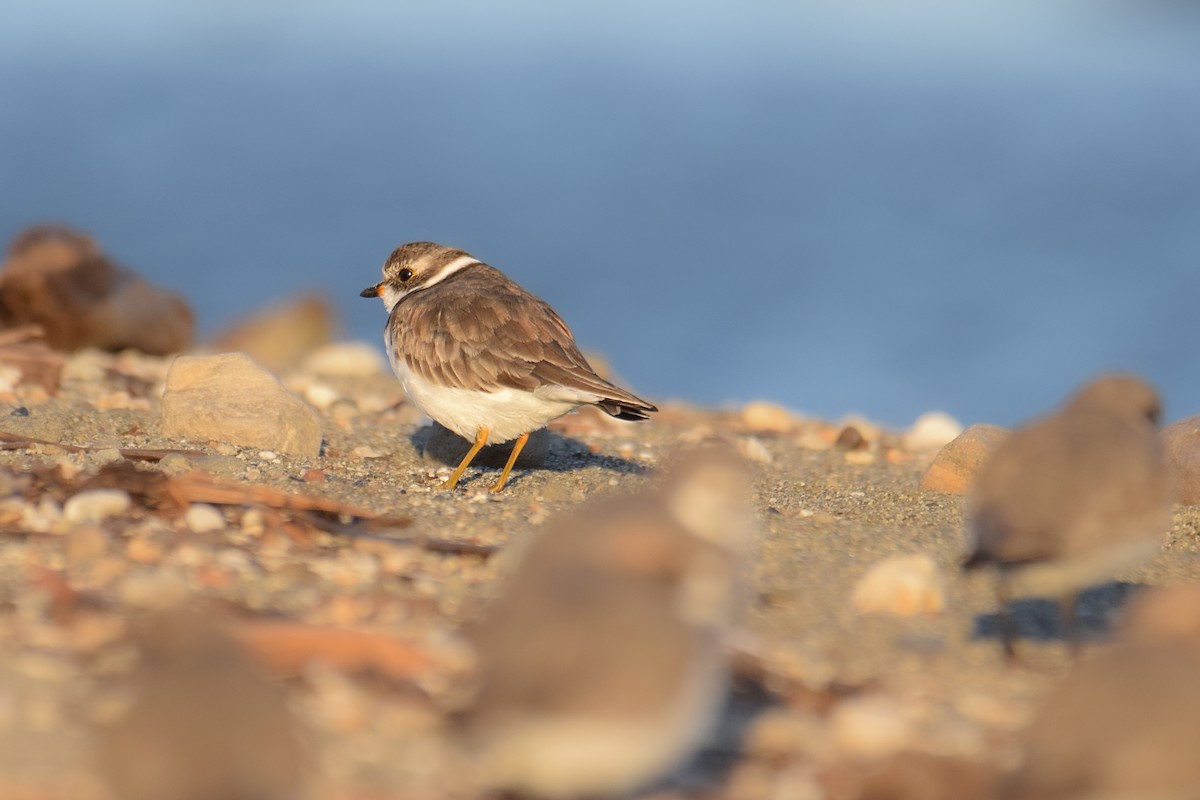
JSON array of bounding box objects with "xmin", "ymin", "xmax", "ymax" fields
[
  {"xmin": 831, "ymin": 695, "xmax": 912, "ymax": 759},
  {"xmin": 162, "ymin": 353, "xmax": 323, "ymax": 457},
  {"xmin": 302, "ymin": 341, "xmax": 386, "ymax": 378},
  {"xmin": 184, "ymin": 504, "xmax": 227, "ymax": 535},
  {"xmin": 1163, "ymin": 415, "xmax": 1200, "ymax": 504},
  {"xmin": 903, "ymin": 411, "xmax": 964, "ymax": 452},
  {"xmin": 0, "ymin": 225, "xmax": 193, "ymax": 354},
  {"xmin": 210, "ymin": 293, "xmax": 333, "ymax": 373},
  {"xmin": 63, "ymin": 488, "xmax": 131, "ymax": 524},
  {"xmin": 741, "ymin": 400, "xmax": 799, "ymax": 434},
  {"xmin": 918, "ymin": 424, "xmax": 1009, "ymax": 494},
  {"xmin": 851, "ymin": 554, "xmax": 945, "ymax": 616}
]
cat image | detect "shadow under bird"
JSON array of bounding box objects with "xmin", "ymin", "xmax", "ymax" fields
[
  {"xmin": 962, "ymin": 374, "xmax": 1172, "ymax": 660},
  {"xmin": 454, "ymin": 449, "xmax": 755, "ymax": 799},
  {"xmin": 361, "ymin": 242, "xmax": 657, "ymax": 493}
]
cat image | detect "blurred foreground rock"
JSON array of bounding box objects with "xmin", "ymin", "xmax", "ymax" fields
[
  {"xmin": 161, "ymin": 352, "xmax": 323, "ymax": 456},
  {"xmin": 210, "ymin": 292, "xmax": 335, "ymax": 373},
  {"xmin": 919, "ymin": 424, "xmax": 1009, "ymax": 494},
  {"xmin": 851, "ymin": 554, "xmax": 945, "ymax": 617},
  {"xmin": 0, "ymin": 225, "xmax": 193, "ymax": 354}
]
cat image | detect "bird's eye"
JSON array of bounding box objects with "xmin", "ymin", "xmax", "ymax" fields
[{"xmin": 399, "ymin": 268, "xmax": 414, "ymax": 282}]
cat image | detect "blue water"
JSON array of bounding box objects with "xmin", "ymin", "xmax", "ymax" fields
[{"xmin": 3, "ymin": 1, "xmax": 1199, "ymax": 427}]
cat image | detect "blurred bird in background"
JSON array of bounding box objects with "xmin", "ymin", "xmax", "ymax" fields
[
  {"xmin": 454, "ymin": 446, "xmax": 756, "ymax": 798},
  {"xmin": 963, "ymin": 374, "xmax": 1172, "ymax": 660}
]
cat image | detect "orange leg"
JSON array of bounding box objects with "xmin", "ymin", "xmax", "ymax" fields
[
  {"xmin": 442, "ymin": 426, "xmax": 489, "ymax": 490},
  {"xmin": 489, "ymin": 432, "xmax": 530, "ymax": 494}
]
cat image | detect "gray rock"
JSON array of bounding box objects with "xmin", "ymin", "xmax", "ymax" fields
[{"xmin": 161, "ymin": 353, "xmax": 322, "ymax": 457}]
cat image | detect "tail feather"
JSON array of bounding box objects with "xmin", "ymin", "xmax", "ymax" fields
[{"xmin": 596, "ymin": 399, "xmax": 657, "ymax": 421}]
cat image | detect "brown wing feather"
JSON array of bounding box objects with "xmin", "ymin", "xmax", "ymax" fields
[{"xmin": 389, "ymin": 265, "xmax": 656, "ymax": 416}]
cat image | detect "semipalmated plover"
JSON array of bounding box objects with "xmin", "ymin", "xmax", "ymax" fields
[
  {"xmin": 96, "ymin": 607, "xmax": 302, "ymax": 800},
  {"xmin": 361, "ymin": 242, "xmax": 657, "ymax": 492},
  {"xmin": 1011, "ymin": 641, "xmax": 1200, "ymax": 799},
  {"xmin": 456, "ymin": 449, "xmax": 754, "ymax": 798},
  {"xmin": 963, "ymin": 374, "xmax": 1172, "ymax": 659}
]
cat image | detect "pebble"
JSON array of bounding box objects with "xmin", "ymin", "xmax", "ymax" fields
[
  {"xmin": 904, "ymin": 411, "xmax": 965, "ymax": 452},
  {"xmin": 744, "ymin": 708, "xmax": 830, "ymax": 762},
  {"xmin": 161, "ymin": 352, "xmax": 323, "ymax": 457},
  {"xmin": 184, "ymin": 503, "xmax": 227, "ymax": 534},
  {"xmin": 304, "ymin": 661, "xmax": 371, "ymax": 733},
  {"xmin": 21, "ymin": 498, "xmax": 62, "ymax": 533},
  {"xmin": 117, "ymin": 569, "xmax": 190, "ymax": 609},
  {"xmin": 303, "ymin": 341, "xmax": 387, "ymax": 377},
  {"xmin": 830, "ymin": 695, "xmax": 912, "ymax": 759},
  {"xmin": 737, "ymin": 436, "xmax": 773, "ymax": 464},
  {"xmin": 155, "ymin": 453, "xmax": 193, "ymax": 477},
  {"xmin": 851, "ymin": 554, "xmax": 946, "ymax": 616},
  {"xmin": 741, "ymin": 400, "xmax": 799, "ymax": 434},
  {"xmin": 837, "ymin": 415, "xmax": 882, "ymax": 443},
  {"xmin": 65, "ymin": 525, "xmax": 110, "ymax": 563},
  {"xmin": 240, "ymin": 509, "xmax": 265, "ymax": 538},
  {"xmin": 303, "ymin": 382, "xmax": 341, "ymax": 410},
  {"xmin": 18, "ymin": 384, "xmax": 50, "ymax": 405},
  {"xmin": 90, "ymin": 447, "xmax": 124, "ymax": 464},
  {"xmin": 93, "ymin": 391, "xmax": 151, "ymax": 411},
  {"xmin": 125, "ymin": 537, "xmax": 164, "ymax": 564},
  {"xmin": 834, "ymin": 425, "xmax": 868, "ymax": 451},
  {"xmin": 328, "ymin": 398, "xmax": 359, "ymax": 423},
  {"xmin": 63, "ymin": 489, "xmax": 131, "ymax": 524},
  {"xmin": 795, "ymin": 428, "xmax": 834, "ymax": 451},
  {"xmin": 919, "ymin": 424, "xmax": 1010, "ymax": 494}
]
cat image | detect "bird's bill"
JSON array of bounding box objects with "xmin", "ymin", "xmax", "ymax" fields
[{"xmin": 360, "ymin": 283, "xmax": 383, "ymax": 298}]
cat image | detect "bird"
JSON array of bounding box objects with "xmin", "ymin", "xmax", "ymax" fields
[
  {"xmin": 962, "ymin": 374, "xmax": 1172, "ymax": 660},
  {"xmin": 1008, "ymin": 639, "xmax": 1200, "ymax": 800},
  {"xmin": 95, "ymin": 606, "xmax": 302, "ymax": 800},
  {"xmin": 360, "ymin": 241, "xmax": 657, "ymax": 493},
  {"xmin": 454, "ymin": 448, "xmax": 755, "ymax": 798}
]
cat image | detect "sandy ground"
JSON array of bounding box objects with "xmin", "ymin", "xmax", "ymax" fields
[{"xmin": 1, "ymin": 345, "xmax": 1200, "ymax": 799}]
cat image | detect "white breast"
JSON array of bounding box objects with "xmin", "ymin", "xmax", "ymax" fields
[{"xmin": 385, "ymin": 328, "xmax": 582, "ymax": 443}]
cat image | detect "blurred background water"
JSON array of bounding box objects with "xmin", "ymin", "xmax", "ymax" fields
[{"xmin": 2, "ymin": 0, "xmax": 1198, "ymax": 427}]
